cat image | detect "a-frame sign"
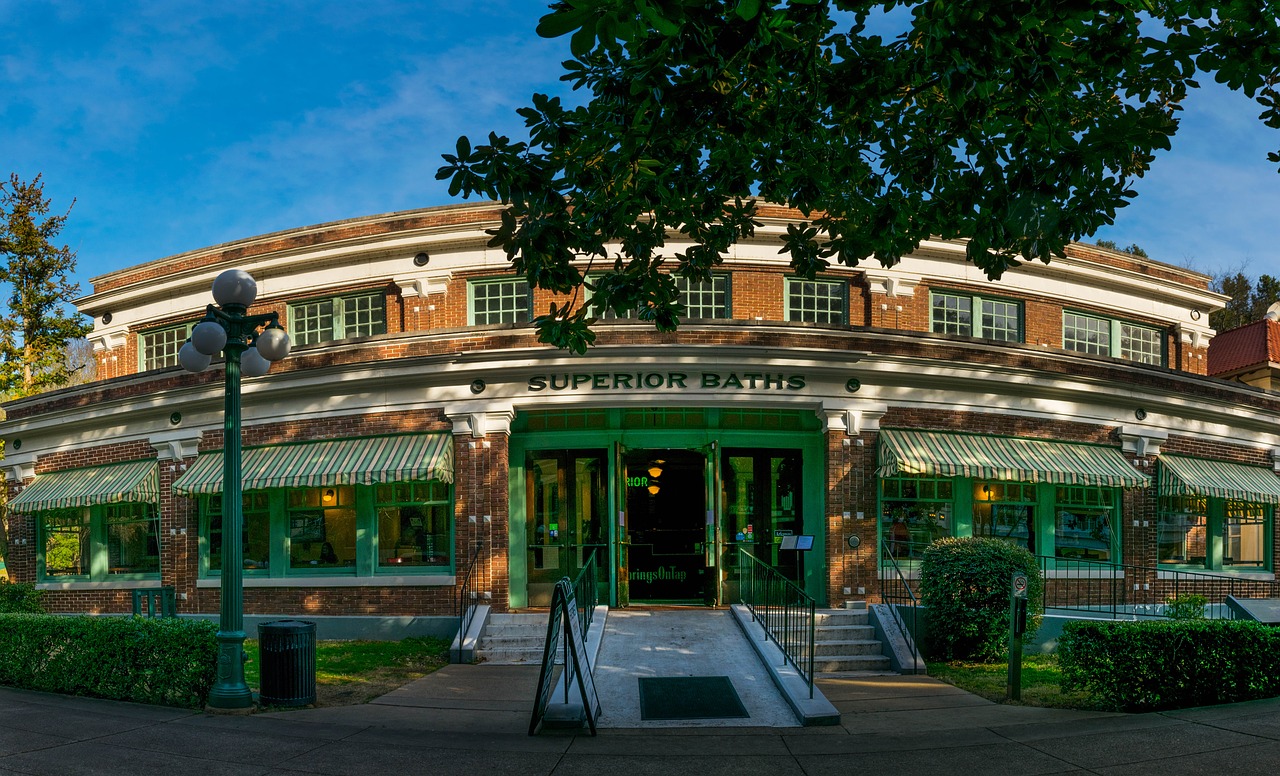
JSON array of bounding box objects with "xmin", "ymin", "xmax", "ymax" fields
[{"xmin": 529, "ymin": 578, "xmax": 601, "ymax": 735}]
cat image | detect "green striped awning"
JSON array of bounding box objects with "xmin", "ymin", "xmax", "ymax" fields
[
  {"xmin": 1159, "ymin": 455, "xmax": 1280, "ymax": 504},
  {"xmin": 172, "ymin": 434, "xmax": 454, "ymax": 496},
  {"xmin": 877, "ymin": 429, "xmax": 1149, "ymax": 488},
  {"xmin": 8, "ymin": 460, "xmax": 159, "ymax": 513}
]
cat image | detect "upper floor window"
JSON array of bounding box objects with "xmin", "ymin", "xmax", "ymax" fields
[
  {"xmin": 289, "ymin": 291, "xmax": 386, "ymax": 346},
  {"xmin": 786, "ymin": 278, "xmax": 846, "ymax": 325},
  {"xmin": 931, "ymin": 292, "xmax": 1022, "ymax": 342},
  {"xmin": 139, "ymin": 323, "xmax": 191, "ymax": 371},
  {"xmin": 1063, "ymin": 312, "xmax": 1163, "ymax": 365},
  {"xmin": 676, "ymin": 275, "xmax": 730, "ymax": 319},
  {"xmin": 469, "ymin": 278, "xmax": 531, "ymax": 325}
]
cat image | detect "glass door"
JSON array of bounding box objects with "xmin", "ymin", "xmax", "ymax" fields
[
  {"xmin": 524, "ymin": 449, "xmax": 608, "ymax": 607},
  {"xmin": 720, "ymin": 449, "xmax": 804, "ymax": 600},
  {"xmin": 623, "ymin": 449, "xmax": 708, "ymax": 603}
]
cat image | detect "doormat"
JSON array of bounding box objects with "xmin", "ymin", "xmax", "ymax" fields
[{"xmin": 638, "ymin": 676, "xmax": 750, "ymax": 720}]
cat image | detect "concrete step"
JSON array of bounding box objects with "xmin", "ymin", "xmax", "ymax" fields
[
  {"xmin": 815, "ymin": 624, "xmax": 877, "ymax": 639},
  {"xmin": 814, "ymin": 610, "xmax": 871, "ymax": 626},
  {"xmin": 477, "ymin": 647, "xmax": 564, "ymax": 665},
  {"xmin": 814, "ymin": 654, "xmax": 893, "ymax": 672},
  {"xmin": 814, "ymin": 639, "xmax": 885, "ymax": 657}
]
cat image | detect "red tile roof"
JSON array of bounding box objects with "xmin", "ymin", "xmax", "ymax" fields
[{"xmin": 1209, "ymin": 319, "xmax": 1280, "ymax": 376}]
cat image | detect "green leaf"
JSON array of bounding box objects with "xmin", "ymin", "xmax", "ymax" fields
[
  {"xmin": 536, "ymin": 7, "xmax": 590, "ymax": 39},
  {"xmin": 734, "ymin": 0, "xmax": 761, "ymax": 21}
]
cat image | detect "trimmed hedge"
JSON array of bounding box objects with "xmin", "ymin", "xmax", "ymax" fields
[
  {"xmin": 0, "ymin": 615, "xmax": 218, "ymax": 708},
  {"xmin": 919, "ymin": 537, "xmax": 1043, "ymax": 661},
  {"xmin": 1058, "ymin": 619, "xmax": 1280, "ymax": 712},
  {"xmin": 0, "ymin": 580, "xmax": 44, "ymax": 613}
]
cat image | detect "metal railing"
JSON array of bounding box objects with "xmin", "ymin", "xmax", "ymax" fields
[
  {"xmin": 878, "ymin": 540, "xmax": 924, "ymax": 673},
  {"xmin": 454, "ymin": 540, "xmax": 485, "ymax": 663},
  {"xmin": 737, "ymin": 549, "xmax": 816, "ymax": 698},
  {"xmin": 571, "ymin": 549, "xmax": 599, "ymax": 637},
  {"xmin": 1036, "ymin": 554, "xmax": 1280, "ymax": 620}
]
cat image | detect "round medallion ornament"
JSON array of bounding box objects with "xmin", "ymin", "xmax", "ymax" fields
[{"xmin": 470, "ymin": 379, "xmax": 486, "ymax": 394}]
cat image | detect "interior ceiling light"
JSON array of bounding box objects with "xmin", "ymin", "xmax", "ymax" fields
[
  {"xmin": 647, "ymin": 466, "xmax": 663, "ymax": 479},
  {"xmin": 647, "ymin": 485, "xmax": 661, "ymax": 495}
]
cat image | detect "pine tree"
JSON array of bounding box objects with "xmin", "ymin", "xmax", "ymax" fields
[{"xmin": 0, "ymin": 173, "xmax": 91, "ymax": 399}]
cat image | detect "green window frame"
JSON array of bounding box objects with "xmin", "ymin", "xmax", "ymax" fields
[
  {"xmin": 469, "ymin": 278, "xmax": 531, "ymax": 325},
  {"xmin": 1158, "ymin": 490, "xmax": 1271, "ymax": 572},
  {"xmin": 676, "ymin": 275, "xmax": 731, "ymax": 319},
  {"xmin": 288, "ymin": 291, "xmax": 387, "ymax": 346},
  {"xmin": 139, "ymin": 323, "xmax": 193, "ymax": 371},
  {"xmin": 930, "ymin": 291, "xmax": 1023, "ymax": 342},
  {"xmin": 199, "ymin": 481, "xmax": 454, "ymax": 578},
  {"xmin": 1063, "ymin": 311, "xmax": 1164, "ymax": 365},
  {"xmin": 37, "ymin": 502, "xmax": 160, "ymax": 582},
  {"xmin": 879, "ymin": 476, "xmax": 1122, "ymax": 564},
  {"xmin": 786, "ymin": 278, "xmax": 847, "ymax": 325}
]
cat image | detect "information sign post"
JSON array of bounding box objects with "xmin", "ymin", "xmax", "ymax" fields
[{"xmin": 1006, "ymin": 572, "xmax": 1029, "ymax": 701}]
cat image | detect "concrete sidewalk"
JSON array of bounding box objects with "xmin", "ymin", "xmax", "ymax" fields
[{"xmin": 3, "ymin": 668, "xmax": 1280, "ymax": 774}]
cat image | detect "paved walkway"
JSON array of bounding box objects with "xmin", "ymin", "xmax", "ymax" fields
[{"xmin": 5, "ymin": 666, "xmax": 1280, "ymax": 774}]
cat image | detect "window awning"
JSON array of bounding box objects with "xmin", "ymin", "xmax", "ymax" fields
[
  {"xmin": 172, "ymin": 434, "xmax": 454, "ymax": 496},
  {"xmin": 1159, "ymin": 455, "xmax": 1280, "ymax": 505},
  {"xmin": 8, "ymin": 460, "xmax": 159, "ymax": 513},
  {"xmin": 876, "ymin": 429, "xmax": 1149, "ymax": 488}
]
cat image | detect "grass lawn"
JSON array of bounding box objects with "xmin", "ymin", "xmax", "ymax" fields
[
  {"xmin": 244, "ymin": 637, "xmax": 451, "ymax": 707},
  {"xmin": 928, "ymin": 654, "xmax": 1101, "ymax": 710}
]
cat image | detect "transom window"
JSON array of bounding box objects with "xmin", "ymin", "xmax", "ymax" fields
[
  {"xmin": 289, "ymin": 292, "xmax": 386, "ymax": 346},
  {"xmin": 786, "ymin": 278, "xmax": 847, "ymax": 325},
  {"xmin": 931, "ymin": 292, "xmax": 1022, "ymax": 342},
  {"xmin": 469, "ymin": 278, "xmax": 531, "ymax": 325},
  {"xmin": 1064, "ymin": 312, "xmax": 1163, "ymax": 365},
  {"xmin": 139, "ymin": 324, "xmax": 191, "ymax": 371},
  {"xmin": 676, "ymin": 275, "xmax": 730, "ymax": 319}
]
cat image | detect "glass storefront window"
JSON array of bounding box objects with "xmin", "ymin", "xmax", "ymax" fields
[
  {"xmin": 973, "ymin": 482, "xmax": 1036, "ymax": 553},
  {"xmin": 104, "ymin": 502, "xmax": 160, "ymax": 576},
  {"xmin": 1158, "ymin": 494, "xmax": 1209, "ymax": 566},
  {"xmin": 207, "ymin": 492, "xmax": 272, "ymax": 571},
  {"xmin": 376, "ymin": 482, "xmax": 452, "ymax": 569},
  {"xmin": 880, "ymin": 477, "xmax": 953, "ymax": 561},
  {"xmin": 525, "ymin": 450, "xmax": 608, "ymax": 606},
  {"xmin": 1225, "ymin": 500, "xmax": 1266, "ymax": 568},
  {"xmin": 42, "ymin": 508, "xmax": 90, "ymax": 577},
  {"xmin": 288, "ymin": 486, "xmax": 357, "ymax": 571},
  {"xmin": 1053, "ymin": 486, "xmax": 1115, "ymax": 562}
]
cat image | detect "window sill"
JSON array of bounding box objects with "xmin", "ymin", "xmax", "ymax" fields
[
  {"xmin": 1157, "ymin": 569, "xmax": 1275, "ymax": 581},
  {"xmin": 197, "ymin": 575, "xmax": 456, "ymax": 588},
  {"xmin": 37, "ymin": 580, "xmax": 164, "ymax": 591}
]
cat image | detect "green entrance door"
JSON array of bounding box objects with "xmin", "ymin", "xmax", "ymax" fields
[
  {"xmin": 623, "ymin": 449, "xmax": 709, "ymax": 603},
  {"xmin": 524, "ymin": 449, "xmax": 608, "ymax": 607}
]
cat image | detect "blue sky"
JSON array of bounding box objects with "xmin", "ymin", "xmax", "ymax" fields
[{"xmin": 2, "ymin": 1, "xmax": 1279, "ymax": 304}]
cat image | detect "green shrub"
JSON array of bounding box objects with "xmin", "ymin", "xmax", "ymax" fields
[
  {"xmin": 1058, "ymin": 619, "xmax": 1280, "ymax": 712},
  {"xmin": 919, "ymin": 537, "xmax": 1043, "ymax": 661},
  {"xmin": 0, "ymin": 580, "xmax": 44, "ymax": 613},
  {"xmin": 0, "ymin": 614, "xmax": 218, "ymax": 708},
  {"xmin": 1164, "ymin": 594, "xmax": 1207, "ymax": 620}
]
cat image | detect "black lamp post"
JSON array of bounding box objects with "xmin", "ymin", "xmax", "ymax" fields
[{"xmin": 179, "ymin": 269, "xmax": 291, "ymax": 710}]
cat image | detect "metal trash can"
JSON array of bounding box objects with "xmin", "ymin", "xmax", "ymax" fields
[{"xmin": 257, "ymin": 620, "xmax": 317, "ymax": 707}]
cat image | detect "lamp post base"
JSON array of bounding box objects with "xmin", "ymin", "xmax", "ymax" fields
[{"xmin": 206, "ymin": 630, "xmax": 254, "ymax": 710}]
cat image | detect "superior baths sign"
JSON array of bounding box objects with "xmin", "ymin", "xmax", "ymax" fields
[{"xmin": 527, "ymin": 371, "xmax": 806, "ymax": 393}]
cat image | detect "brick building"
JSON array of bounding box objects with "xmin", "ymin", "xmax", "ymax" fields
[{"xmin": 3, "ymin": 202, "xmax": 1278, "ymax": 628}]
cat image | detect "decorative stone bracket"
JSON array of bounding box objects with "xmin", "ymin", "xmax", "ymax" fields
[
  {"xmin": 863, "ymin": 269, "xmax": 919, "ymax": 298},
  {"xmin": 395, "ymin": 271, "xmax": 452, "ymax": 299},
  {"xmin": 446, "ymin": 403, "xmax": 516, "ymax": 437},
  {"xmin": 3, "ymin": 454, "xmax": 35, "ymax": 484},
  {"xmin": 149, "ymin": 430, "xmax": 203, "ymax": 461},
  {"xmin": 1120, "ymin": 425, "xmax": 1168, "ymax": 459},
  {"xmin": 820, "ymin": 401, "xmax": 888, "ymax": 436}
]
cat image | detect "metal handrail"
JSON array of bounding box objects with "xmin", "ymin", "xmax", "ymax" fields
[
  {"xmin": 878, "ymin": 540, "xmax": 924, "ymax": 673},
  {"xmin": 1035, "ymin": 554, "xmax": 1280, "ymax": 619},
  {"xmin": 454, "ymin": 540, "xmax": 485, "ymax": 663},
  {"xmin": 571, "ymin": 550, "xmax": 599, "ymax": 636},
  {"xmin": 737, "ymin": 549, "xmax": 816, "ymax": 698}
]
